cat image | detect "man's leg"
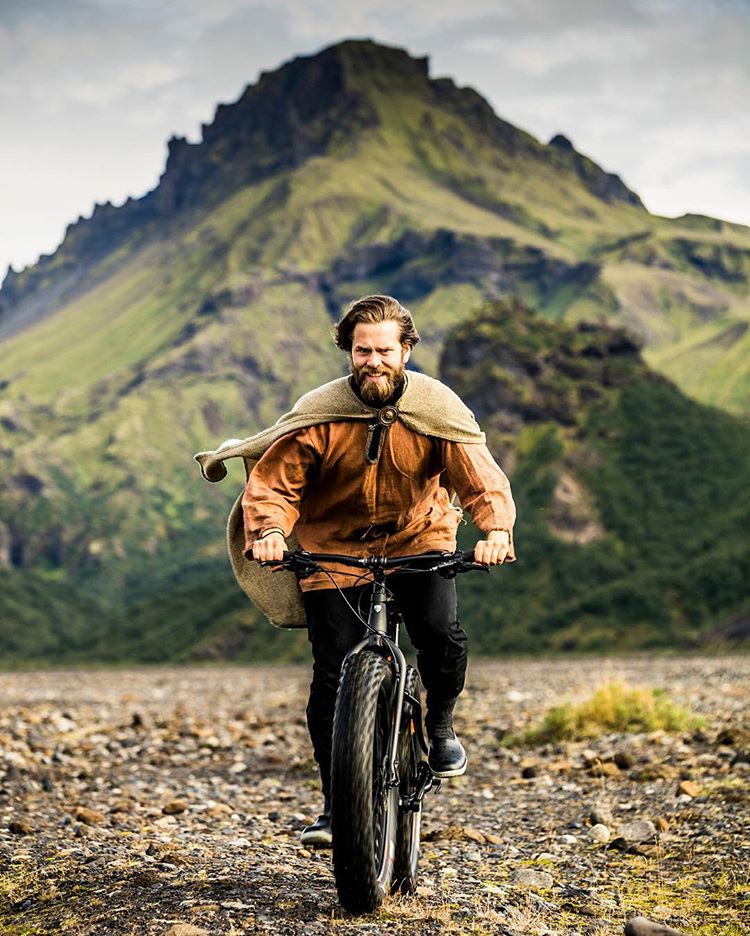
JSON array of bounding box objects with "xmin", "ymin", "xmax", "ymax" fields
[
  {"xmin": 388, "ymin": 572, "xmax": 468, "ymax": 776},
  {"xmin": 302, "ymin": 586, "xmax": 365, "ymax": 843}
]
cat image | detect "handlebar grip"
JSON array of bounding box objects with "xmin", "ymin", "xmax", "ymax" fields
[{"xmin": 460, "ymin": 549, "xmax": 476, "ymax": 563}]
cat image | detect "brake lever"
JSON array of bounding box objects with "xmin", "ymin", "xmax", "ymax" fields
[{"xmin": 259, "ymin": 556, "xmax": 320, "ymax": 580}]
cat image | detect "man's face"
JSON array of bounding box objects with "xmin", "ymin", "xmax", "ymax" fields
[{"xmin": 350, "ymin": 320, "xmax": 411, "ymax": 404}]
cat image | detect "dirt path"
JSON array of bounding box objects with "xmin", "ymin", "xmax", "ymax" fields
[{"xmin": 0, "ymin": 657, "xmax": 748, "ymax": 935}]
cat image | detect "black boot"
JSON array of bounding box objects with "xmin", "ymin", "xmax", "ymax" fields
[
  {"xmin": 425, "ymin": 697, "xmax": 467, "ymax": 778},
  {"xmin": 300, "ymin": 795, "xmax": 332, "ymax": 848}
]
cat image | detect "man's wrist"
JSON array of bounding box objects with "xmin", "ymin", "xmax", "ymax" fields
[
  {"xmin": 256, "ymin": 527, "xmax": 285, "ymax": 541},
  {"xmin": 487, "ymin": 529, "xmax": 511, "ymax": 541}
]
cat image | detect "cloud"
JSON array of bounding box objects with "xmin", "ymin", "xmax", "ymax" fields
[{"xmin": 1, "ymin": 0, "xmax": 749, "ymax": 275}]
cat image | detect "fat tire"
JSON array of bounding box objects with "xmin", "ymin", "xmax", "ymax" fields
[
  {"xmin": 331, "ymin": 650, "xmax": 398, "ymax": 913},
  {"xmin": 392, "ymin": 666, "xmax": 423, "ymax": 894}
]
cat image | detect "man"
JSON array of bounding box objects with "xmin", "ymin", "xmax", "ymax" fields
[{"xmin": 245, "ymin": 294, "xmax": 516, "ymax": 847}]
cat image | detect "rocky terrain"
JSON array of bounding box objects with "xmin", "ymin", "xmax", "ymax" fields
[{"xmin": 0, "ymin": 656, "xmax": 747, "ymax": 935}]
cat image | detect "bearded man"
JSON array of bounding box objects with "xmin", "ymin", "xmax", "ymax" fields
[{"xmin": 197, "ymin": 294, "xmax": 516, "ymax": 847}]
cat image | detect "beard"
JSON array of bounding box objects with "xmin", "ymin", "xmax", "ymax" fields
[{"xmin": 351, "ymin": 359, "xmax": 406, "ymax": 404}]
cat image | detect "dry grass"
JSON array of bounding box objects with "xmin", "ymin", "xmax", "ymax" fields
[{"xmin": 517, "ymin": 680, "xmax": 702, "ymax": 744}]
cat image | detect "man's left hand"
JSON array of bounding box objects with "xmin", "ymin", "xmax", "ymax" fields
[{"xmin": 473, "ymin": 530, "xmax": 511, "ymax": 566}]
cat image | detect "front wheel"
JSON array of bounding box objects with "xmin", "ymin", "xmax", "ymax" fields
[{"xmin": 331, "ymin": 650, "xmax": 398, "ymax": 913}]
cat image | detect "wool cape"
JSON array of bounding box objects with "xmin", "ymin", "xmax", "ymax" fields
[{"xmin": 194, "ymin": 371, "xmax": 486, "ymax": 629}]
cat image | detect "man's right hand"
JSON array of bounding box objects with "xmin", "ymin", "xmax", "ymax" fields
[{"xmin": 251, "ymin": 531, "xmax": 287, "ymax": 563}]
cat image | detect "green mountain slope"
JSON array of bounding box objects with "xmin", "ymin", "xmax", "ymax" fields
[
  {"xmin": 444, "ymin": 300, "xmax": 750, "ymax": 652},
  {"xmin": 0, "ymin": 39, "xmax": 748, "ymax": 661}
]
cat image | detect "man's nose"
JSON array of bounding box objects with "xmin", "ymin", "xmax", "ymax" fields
[{"xmin": 367, "ymin": 351, "xmax": 382, "ymax": 367}]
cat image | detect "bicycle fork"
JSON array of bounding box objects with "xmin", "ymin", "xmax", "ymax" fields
[{"xmin": 342, "ymin": 579, "xmax": 442, "ymax": 809}]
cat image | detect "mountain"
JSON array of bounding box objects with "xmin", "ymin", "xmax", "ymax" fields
[
  {"xmin": 1, "ymin": 39, "xmax": 748, "ymax": 662},
  {"xmin": 444, "ymin": 300, "xmax": 750, "ymax": 652}
]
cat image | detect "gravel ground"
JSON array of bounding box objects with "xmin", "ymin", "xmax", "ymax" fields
[{"xmin": 0, "ymin": 656, "xmax": 748, "ymax": 935}]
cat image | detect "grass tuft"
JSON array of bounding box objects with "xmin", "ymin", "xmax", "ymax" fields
[{"xmin": 519, "ymin": 680, "xmax": 702, "ymax": 744}]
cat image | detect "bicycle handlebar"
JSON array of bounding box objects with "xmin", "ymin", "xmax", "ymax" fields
[{"xmin": 259, "ymin": 548, "xmax": 488, "ymax": 575}]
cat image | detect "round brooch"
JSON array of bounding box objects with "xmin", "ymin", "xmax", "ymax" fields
[{"xmin": 378, "ymin": 405, "xmax": 399, "ymax": 426}]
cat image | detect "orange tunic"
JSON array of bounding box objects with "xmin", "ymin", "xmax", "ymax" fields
[{"xmin": 242, "ymin": 420, "xmax": 516, "ymax": 591}]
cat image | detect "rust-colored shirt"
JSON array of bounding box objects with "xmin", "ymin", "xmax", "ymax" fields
[{"xmin": 242, "ymin": 420, "xmax": 516, "ymax": 590}]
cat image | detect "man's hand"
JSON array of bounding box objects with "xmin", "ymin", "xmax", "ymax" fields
[
  {"xmin": 251, "ymin": 531, "xmax": 287, "ymax": 563},
  {"xmin": 473, "ymin": 530, "xmax": 511, "ymax": 566}
]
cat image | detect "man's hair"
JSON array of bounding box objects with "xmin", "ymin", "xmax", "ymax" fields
[{"xmin": 334, "ymin": 295, "xmax": 420, "ymax": 353}]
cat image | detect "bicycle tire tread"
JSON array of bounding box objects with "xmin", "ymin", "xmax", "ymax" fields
[{"xmin": 331, "ymin": 651, "xmax": 394, "ymax": 913}]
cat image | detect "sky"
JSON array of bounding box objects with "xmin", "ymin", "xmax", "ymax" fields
[{"xmin": 1, "ymin": 0, "xmax": 749, "ymax": 280}]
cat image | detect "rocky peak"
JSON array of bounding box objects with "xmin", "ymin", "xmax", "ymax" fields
[{"xmin": 548, "ymin": 133, "xmax": 644, "ymax": 208}]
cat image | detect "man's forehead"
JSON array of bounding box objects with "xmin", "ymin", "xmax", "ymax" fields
[{"xmin": 352, "ymin": 321, "xmax": 402, "ymax": 346}]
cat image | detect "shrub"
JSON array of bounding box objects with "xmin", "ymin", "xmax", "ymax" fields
[{"xmin": 520, "ymin": 679, "xmax": 702, "ymax": 744}]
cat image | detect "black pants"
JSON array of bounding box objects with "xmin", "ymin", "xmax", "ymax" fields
[{"xmin": 303, "ymin": 573, "xmax": 468, "ymax": 799}]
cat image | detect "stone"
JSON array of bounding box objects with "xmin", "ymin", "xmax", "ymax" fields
[
  {"xmin": 655, "ymin": 816, "xmax": 670, "ymax": 832},
  {"xmin": 8, "ymin": 818, "xmax": 33, "ymax": 835},
  {"xmin": 163, "ymin": 926, "xmax": 210, "ymax": 936},
  {"xmin": 624, "ymin": 916, "xmax": 689, "ymax": 936},
  {"xmin": 614, "ymin": 749, "xmax": 634, "ymax": 769},
  {"xmin": 511, "ymin": 868, "xmax": 554, "ymax": 889},
  {"xmin": 461, "ymin": 826, "xmax": 487, "ymax": 844},
  {"xmin": 163, "ymin": 799, "xmax": 188, "ymax": 815},
  {"xmin": 589, "ymin": 823, "xmax": 610, "ymax": 844},
  {"xmin": 619, "ymin": 820, "xmax": 657, "ymax": 843},
  {"xmin": 74, "ymin": 806, "xmax": 105, "ymax": 826},
  {"xmin": 590, "ymin": 804, "xmax": 615, "ymax": 826},
  {"xmin": 677, "ymin": 780, "xmax": 700, "ymax": 798},
  {"xmin": 591, "ymin": 760, "xmax": 621, "ymax": 778},
  {"xmin": 522, "ymin": 764, "xmax": 540, "ymax": 778}
]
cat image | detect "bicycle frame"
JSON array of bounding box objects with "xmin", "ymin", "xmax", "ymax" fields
[{"xmin": 340, "ymin": 569, "xmax": 437, "ymax": 804}]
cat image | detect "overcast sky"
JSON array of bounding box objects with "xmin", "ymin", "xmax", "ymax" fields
[{"xmin": 1, "ymin": 0, "xmax": 749, "ymax": 280}]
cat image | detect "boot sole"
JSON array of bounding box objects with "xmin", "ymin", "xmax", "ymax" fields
[
  {"xmin": 300, "ymin": 829, "xmax": 333, "ymax": 848},
  {"xmin": 429, "ymin": 753, "xmax": 468, "ymax": 779}
]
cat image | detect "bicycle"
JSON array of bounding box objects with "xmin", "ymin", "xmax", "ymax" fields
[{"xmin": 262, "ymin": 548, "xmax": 489, "ymax": 914}]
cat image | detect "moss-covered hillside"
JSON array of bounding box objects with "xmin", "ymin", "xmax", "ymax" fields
[{"xmin": 444, "ymin": 300, "xmax": 750, "ymax": 652}]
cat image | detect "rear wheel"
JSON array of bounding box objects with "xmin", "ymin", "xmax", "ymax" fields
[
  {"xmin": 392, "ymin": 666, "xmax": 423, "ymax": 894},
  {"xmin": 331, "ymin": 650, "xmax": 398, "ymax": 913}
]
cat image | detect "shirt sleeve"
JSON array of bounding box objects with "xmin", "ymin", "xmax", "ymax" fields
[
  {"xmin": 241, "ymin": 426, "xmax": 323, "ymax": 555},
  {"xmin": 439, "ymin": 440, "xmax": 517, "ymax": 560}
]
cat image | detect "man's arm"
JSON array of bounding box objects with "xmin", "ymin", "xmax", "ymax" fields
[
  {"xmin": 439, "ymin": 440, "xmax": 516, "ymax": 567},
  {"xmin": 242, "ymin": 426, "xmax": 323, "ymax": 562}
]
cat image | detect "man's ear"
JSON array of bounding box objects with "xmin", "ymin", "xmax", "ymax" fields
[{"xmin": 402, "ymin": 344, "xmax": 411, "ymax": 364}]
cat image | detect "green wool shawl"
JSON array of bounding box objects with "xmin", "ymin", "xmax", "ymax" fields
[{"xmin": 194, "ymin": 371, "xmax": 485, "ymax": 629}]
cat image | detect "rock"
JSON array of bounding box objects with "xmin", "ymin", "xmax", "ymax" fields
[
  {"xmin": 422, "ymin": 824, "xmax": 487, "ymax": 844},
  {"xmin": 559, "ymin": 833, "xmax": 577, "ymax": 845},
  {"xmin": 461, "ymin": 826, "xmax": 487, "ymax": 844},
  {"xmin": 162, "ymin": 799, "xmax": 188, "ymax": 815},
  {"xmin": 614, "ymin": 749, "xmax": 634, "ymax": 769},
  {"xmin": 521, "ymin": 763, "xmax": 539, "ymax": 778},
  {"xmin": 163, "ymin": 926, "xmax": 210, "ymax": 936},
  {"xmin": 8, "ymin": 818, "xmax": 33, "ymax": 835},
  {"xmin": 590, "ymin": 804, "xmax": 615, "ymax": 826},
  {"xmin": 655, "ymin": 816, "xmax": 670, "ymax": 832},
  {"xmin": 589, "ymin": 823, "xmax": 610, "ymax": 844},
  {"xmin": 590, "ymin": 760, "xmax": 621, "ymax": 778},
  {"xmin": 511, "ymin": 868, "xmax": 554, "ymax": 889},
  {"xmin": 619, "ymin": 820, "xmax": 657, "ymax": 843},
  {"xmin": 678, "ymin": 780, "xmax": 701, "ymax": 798},
  {"xmin": 74, "ymin": 806, "xmax": 105, "ymax": 826},
  {"xmin": 624, "ymin": 915, "xmax": 689, "ymax": 935}
]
